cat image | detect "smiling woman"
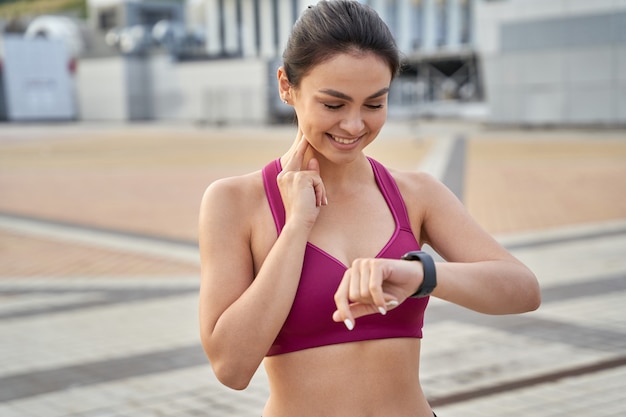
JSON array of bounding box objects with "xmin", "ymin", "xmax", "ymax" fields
[{"xmin": 198, "ymin": 2, "xmax": 540, "ymax": 417}]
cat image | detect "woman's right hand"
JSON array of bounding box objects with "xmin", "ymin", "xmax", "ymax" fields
[{"xmin": 277, "ymin": 135, "xmax": 327, "ymax": 230}]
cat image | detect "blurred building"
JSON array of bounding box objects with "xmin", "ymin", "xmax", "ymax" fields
[
  {"xmin": 4, "ymin": 0, "xmax": 624, "ymax": 126},
  {"xmin": 180, "ymin": 0, "xmax": 625, "ymax": 126},
  {"xmin": 476, "ymin": 0, "xmax": 626, "ymax": 126},
  {"xmin": 0, "ymin": 0, "xmax": 486, "ymax": 124}
]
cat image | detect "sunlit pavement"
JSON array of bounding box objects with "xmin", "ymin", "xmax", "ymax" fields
[{"xmin": 0, "ymin": 120, "xmax": 625, "ymax": 416}]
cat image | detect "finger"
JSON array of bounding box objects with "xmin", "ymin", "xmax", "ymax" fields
[
  {"xmin": 333, "ymin": 270, "xmax": 355, "ymax": 331},
  {"xmin": 306, "ymin": 157, "xmax": 327, "ymax": 206},
  {"xmin": 348, "ymin": 265, "xmax": 363, "ymax": 307},
  {"xmin": 359, "ymin": 260, "xmax": 373, "ymax": 300},
  {"xmin": 368, "ymin": 262, "xmax": 388, "ymax": 315},
  {"xmin": 385, "ymin": 298, "xmax": 400, "ymax": 310},
  {"xmin": 352, "ymin": 260, "xmax": 386, "ymax": 315},
  {"xmin": 333, "ymin": 302, "xmax": 381, "ymax": 321},
  {"xmin": 332, "ymin": 290, "xmax": 400, "ymax": 321},
  {"xmin": 332, "ymin": 292, "xmax": 400, "ymax": 322},
  {"xmin": 283, "ymin": 136, "xmax": 309, "ymax": 172}
]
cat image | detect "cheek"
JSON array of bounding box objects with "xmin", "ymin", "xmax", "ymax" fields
[
  {"xmin": 296, "ymin": 106, "xmax": 334, "ymax": 131},
  {"xmin": 367, "ymin": 110, "xmax": 388, "ymax": 130}
]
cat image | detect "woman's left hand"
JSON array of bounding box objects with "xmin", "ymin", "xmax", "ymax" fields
[{"xmin": 332, "ymin": 258, "xmax": 424, "ymax": 330}]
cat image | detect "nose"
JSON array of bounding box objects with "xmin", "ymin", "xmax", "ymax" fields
[{"xmin": 339, "ymin": 109, "xmax": 365, "ymax": 135}]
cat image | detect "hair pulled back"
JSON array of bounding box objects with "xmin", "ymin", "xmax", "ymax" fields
[{"xmin": 282, "ymin": 0, "xmax": 400, "ymax": 87}]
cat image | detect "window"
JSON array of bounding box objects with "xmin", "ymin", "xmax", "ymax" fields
[{"xmin": 98, "ymin": 8, "xmax": 118, "ymax": 31}]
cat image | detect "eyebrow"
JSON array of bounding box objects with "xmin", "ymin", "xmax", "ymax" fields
[{"xmin": 318, "ymin": 87, "xmax": 390, "ymax": 102}]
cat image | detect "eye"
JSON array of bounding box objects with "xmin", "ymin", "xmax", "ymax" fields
[
  {"xmin": 324, "ymin": 104, "xmax": 343, "ymax": 110},
  {"xmin": 366, "ymin": 104, "xmax": 384, "ymax": 110}
]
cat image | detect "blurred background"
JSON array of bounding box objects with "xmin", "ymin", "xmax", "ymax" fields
[
  {"xmin": 1, "ymin": 1, "xmax": 626, "ymax": 417},
  {"xmin": 1, "ymin": 0, "xmax": 624, "ymax": 126}
]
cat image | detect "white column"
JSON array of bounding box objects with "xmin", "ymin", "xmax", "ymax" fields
[
  {"xmin": 258, "ymin": 0, "xmax": 275, "ymax": 57},
  {"xmin": 240, "ymin": 0, "xmax": 257, "ymax": 57},
  {"xmin": 223, "ymin": 0, "xmax": 239, "ymax": 55},
  {"xmin": 397, "ymin": 0, "xmax": 413, "ymax": 53},
  {"xmin": 466, "ymin": 0, "xmax": 477, "ymax": 46},
  {"xmin": 446, "ymin": 0, "xmax": 460, "ymax": 49},
  {"xmin": 422, "ymin": 0, "xmax": 436, "ymax": 51},
  {"xmin": 277, "ymin": 0, "xmax": 293, "ymax": 57},
  {"xmin": 204, "ymin": 0, "xmax": 221, "ymax": 55}
]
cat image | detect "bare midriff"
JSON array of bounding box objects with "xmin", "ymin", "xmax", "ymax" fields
[{"xmin": 262, "ymin": 338, "xmax": 432, "ymax": 417}]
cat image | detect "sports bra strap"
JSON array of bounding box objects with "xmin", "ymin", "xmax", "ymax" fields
[
  {"xmin": 367, "ymin": 157, "xmax": 413, "ymax": 232},
  {"xmin": 262, "ymin": 159, "xmax": 285, "ymax": 234}
]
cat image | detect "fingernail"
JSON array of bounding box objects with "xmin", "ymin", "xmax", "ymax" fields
[
  {"xmin": 324, "ymin": 197, "xmax": 328, "ymax": 206},
  {"xmin": 385, "ymin": 300, "xmax": 399, "ymax": 308},
  {"xmin": 377, "ymin": 306, "xmax": 387, "ymax": 315},
  {"xmin": 344, "ymin": 319, "xmax": 354, "ymax": 331}
]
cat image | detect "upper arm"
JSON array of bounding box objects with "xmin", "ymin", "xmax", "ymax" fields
[
  {"xmin": 397, "ymin": 171, "xmax": 517, "ymax": 264},
  {"xmin": 198, "ymin": 176, "xmax": 256, "ymax": 342}
]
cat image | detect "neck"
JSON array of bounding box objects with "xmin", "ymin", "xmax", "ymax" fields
[{"xmin": 280, "ymin": 141, "xmax": 372, "ymax": 193}]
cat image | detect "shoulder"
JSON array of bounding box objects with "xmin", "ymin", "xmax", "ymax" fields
[
  {"xmin": 367, "ymin": 158, "xmax": 437, "ymax": 195},
  {"xmin": 388, "ymin": 167, "xmax": 465, "ymax": 219},
  {"xmin": 200, "ymin": 170, "xmax": 266, "ymax": 227},
  {"xmin": 203, "ymin": 170, "xmax": 264, "ymax": 202},
  {"xmin": 386, "ymin": 167, "xmax": 449, "ymax": 204},
  {"xmin": 383, "ymin": 166, "xmax": 467, "ymax": 244}
]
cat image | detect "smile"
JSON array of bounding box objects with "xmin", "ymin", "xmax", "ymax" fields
[{"xmin": 330, "ymin": 135, "xmax": 360, "ymax": 145}]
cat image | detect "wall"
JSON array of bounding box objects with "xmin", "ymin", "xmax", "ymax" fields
[
  {"xmin": 475, "ymin": 0, "xmax": 626, "ymax": 126},
  {"xmin": 76, "ymin": 56, "xmax": 128, "ymax": 121},
  {"xmin": 76, "ymin": 55, "xmax": 271, "ymax": 123},
  {"xmin": 159, "ymin": 58, "xmax": 269, "ymax": 124}
]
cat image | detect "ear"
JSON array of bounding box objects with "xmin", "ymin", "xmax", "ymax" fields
[{"xmin": 277, "ymin": 66, "xmax": 292, "ymax": 104}]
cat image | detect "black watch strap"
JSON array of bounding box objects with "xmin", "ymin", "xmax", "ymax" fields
[{"xmin": 401, "ymin": 251, "xmax": 437, "ymax": 298}]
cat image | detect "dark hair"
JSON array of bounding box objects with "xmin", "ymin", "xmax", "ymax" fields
[{"xmin": 282, "ymin": 0, "xmax": 401, "ymax": 87}]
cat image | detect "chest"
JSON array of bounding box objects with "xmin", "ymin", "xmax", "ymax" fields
[
  {"xmin": 251, "ymin": 181, "xmax": 397, "ymax": 274},
  {"xmin": 308, "ymin": 186, "xmax": 396, "ymax": 267}
]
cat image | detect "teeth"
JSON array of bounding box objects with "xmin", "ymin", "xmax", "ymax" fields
[{"xmin": 331, "ymin": 135, "xmax": 359, "ymax": 144}]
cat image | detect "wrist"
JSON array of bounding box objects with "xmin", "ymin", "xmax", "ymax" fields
[
  {"xmin": 401, "ymin": 251, "xmax": 437, "ymax": 298},
  {"xmin": 280, "ymin": 221, "xmax": 313, "ymax": 244},
  {"xmin": 283, "ymin": 212, "xmax": 317, "ymax": 232}
]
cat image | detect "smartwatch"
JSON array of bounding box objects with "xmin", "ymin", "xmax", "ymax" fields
[{"xmin": 401, "ymin": 251, "xmax": 437, "ymax": 298}]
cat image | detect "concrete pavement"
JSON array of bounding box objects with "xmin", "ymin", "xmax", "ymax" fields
[{"xmin": 0, "ymin": 120, "xmax": 625, "ymax": 416}]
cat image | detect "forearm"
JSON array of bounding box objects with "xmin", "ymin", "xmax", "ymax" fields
[{"xmin": 431, "ymin": 259, "xmax": 541, "ymax": 315}]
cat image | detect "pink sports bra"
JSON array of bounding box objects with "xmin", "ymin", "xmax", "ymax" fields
[{"xmin": 263, "ymin": 157, "xmax": 429, "ymax": 356}]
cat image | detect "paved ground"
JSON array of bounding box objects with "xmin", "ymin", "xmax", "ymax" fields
[{"xmin": 0, "ymin": 120, "xmax": 625, "ymax": 416}]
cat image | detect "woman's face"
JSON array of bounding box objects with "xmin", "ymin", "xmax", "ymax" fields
[{"xmin": 283, "ymin": 52, "xmax": 393, "ymax": 165}]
